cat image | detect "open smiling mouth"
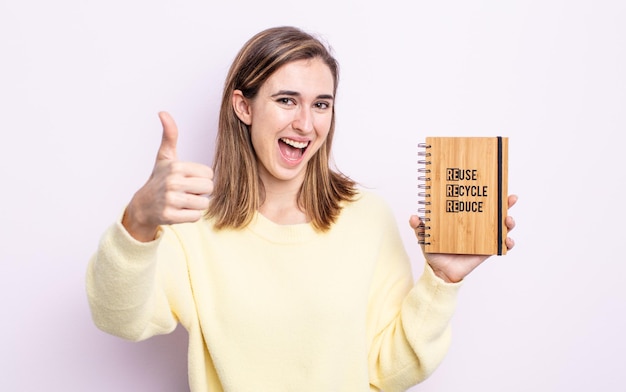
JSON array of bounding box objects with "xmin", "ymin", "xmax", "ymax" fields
[{"xmin": 278, "ymin": 137, "xmax": 310, "ymax": 161}]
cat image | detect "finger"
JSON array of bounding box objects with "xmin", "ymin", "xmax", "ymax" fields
[
  {"xmin": 157, "ymin": 111, "xmax": 178, "ymax": 161},
  {"xmin": 162, "ymin": 207, "xmax": 207, "ymax": 225},
  {"xmin": 505, "ymin": 237, "xmax": 515, "ymax": 250},
  {"xmin": 505, "ymin": 215, "xmax": 516, "ymax": 230},
  {"xmin": 409, "ymin": 215, "xmax": 422, "ymax": 230},
  {"xmin": 409, "ymin": 214, "xmax": 429, "ymax": 248},
  {"xmin": 165, "ymin": 193, "xmax": 210, "ymax": 214},
  {"xmin": 409, "ymin": 215, "xmax": 428, "ymax": 232},
  {"xmin": 180, "ymin": 162, "xmax": 214, "ymax": 180},
  {"xmin": 164, "ymin": 161, "xmax": 214, "ymax": 180},
  {"xmin": 179, "ymin": 193, "xmax": 210, "ymax": 211},
  {"xmin": 508, "ymin": 194, "xmax": 518, "ymax": 209},
  {"xmin": 178, "ymin": 177, "xmax": 214, "ymax": 196}
]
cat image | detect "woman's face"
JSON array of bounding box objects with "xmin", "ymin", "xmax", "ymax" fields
[{"xmin": 237, "ymin": 58, "xmax": 335, "ymax": 189}]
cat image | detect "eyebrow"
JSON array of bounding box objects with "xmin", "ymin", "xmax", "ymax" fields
[{"xmin": 271, "ymin": 90, "xmax": 334, "ymax": 100}]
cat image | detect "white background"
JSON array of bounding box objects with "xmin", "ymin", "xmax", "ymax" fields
[{"xmin": 2, "ymin": 0, "xmax": 625, "ymax": 391}]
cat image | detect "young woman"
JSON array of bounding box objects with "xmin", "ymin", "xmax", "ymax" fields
[{"xmin": 87, "ymin": 26, "xmax": 516, "ymax": 391}]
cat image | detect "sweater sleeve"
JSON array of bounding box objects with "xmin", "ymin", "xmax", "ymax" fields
[
  {"xmin": 86, "ymin": 216, "xmax": 193, "ymax": 342},
  {"xmin": 366, "ymin": 204, "xmax": 462, "ymax": 392}
]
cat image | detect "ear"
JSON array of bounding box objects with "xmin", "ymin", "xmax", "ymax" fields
[{"xmin": 232, "ymin": 90, "xmax": 252, "ymax": 125}]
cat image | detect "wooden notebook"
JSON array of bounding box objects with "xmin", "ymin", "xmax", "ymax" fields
[{"xmin": 418, "ymin": 137, "xmax": 509, "ymax": 255}]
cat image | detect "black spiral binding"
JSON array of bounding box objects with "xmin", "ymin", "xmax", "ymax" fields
[{"xmin": 417, "ymin": 143, "xmax": 431, "ymax": 245}]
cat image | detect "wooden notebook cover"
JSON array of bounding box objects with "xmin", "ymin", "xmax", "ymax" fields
[{"xmin": 423, "ymin": 137, "xmax": 508, "ymax": 255}]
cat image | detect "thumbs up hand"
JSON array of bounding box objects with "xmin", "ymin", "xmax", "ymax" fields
[{"xmin": 122, "ymin": 112, "xmax": 214, "ymax": 242}]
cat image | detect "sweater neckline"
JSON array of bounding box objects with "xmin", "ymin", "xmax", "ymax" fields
[{"xmin": 246, "ymin": 212, "xmax": 318, "ymax": 244}]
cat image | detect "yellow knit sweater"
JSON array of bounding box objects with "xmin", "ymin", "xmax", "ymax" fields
[{"xmin": 86, "ymin": 191, "xmax": 461, "ymax": 391}]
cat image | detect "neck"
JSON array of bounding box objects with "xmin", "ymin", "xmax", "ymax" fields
[{"xmin": 258, "ymin": 172, "xmax": 308, "ymax": 225}]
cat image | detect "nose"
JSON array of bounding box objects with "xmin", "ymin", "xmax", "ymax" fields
[{"xmin": 292, "ymin": 107, "xmax": 314, "ymax": 134}]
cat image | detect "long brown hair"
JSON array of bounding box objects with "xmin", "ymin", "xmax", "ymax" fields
[{"xmin": 207, "ymin": 26, "xmax": 357, "ymax": 231}]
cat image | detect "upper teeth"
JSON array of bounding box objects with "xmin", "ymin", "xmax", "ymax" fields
[{"xmin": 281, "ymin": 138, "xmax": 308, "ymax": 149}]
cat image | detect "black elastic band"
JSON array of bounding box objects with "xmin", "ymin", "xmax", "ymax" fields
[{"xmin": 497, "ymin": 136, "xmax": 503, "ymax": 255}]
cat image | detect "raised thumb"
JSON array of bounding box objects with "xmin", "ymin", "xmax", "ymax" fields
[{"xmin": 156, "ymin": 111, "xmax": 178, "ymax": 161}]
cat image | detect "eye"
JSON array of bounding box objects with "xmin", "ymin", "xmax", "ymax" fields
[
  {"xmin": 276, "ymin": 97, "xmax": 296, "ymax": 106},
  {"xmin": 314, "ymin": 101, "xmax": 331, "ymax": 110}
]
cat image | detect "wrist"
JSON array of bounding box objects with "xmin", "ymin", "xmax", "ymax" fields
[
  {"xmin": 428, "ymin": 263, "xmax": 462, "ymax": 284},
  {"xmin": 431, "ymin": 269, "xmax": 456, "ymax": 283},
  {"xmin": 122, "ymin": 203, "xmax": 159, "ymax": 242}
]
